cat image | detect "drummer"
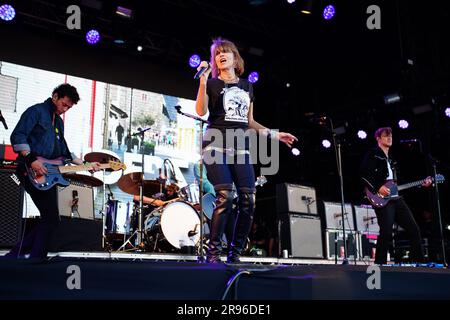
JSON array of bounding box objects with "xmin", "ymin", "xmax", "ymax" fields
[{"xmin": 133, "ymin": 183, "xmax": 179, "ymax": 209}]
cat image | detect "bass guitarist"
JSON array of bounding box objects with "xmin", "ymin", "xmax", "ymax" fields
[
  {"xmin": 360, "ymin": 127, "xmax": 432, "ymax": 265},
  {"xmin": 5, "ymin": 84, "xmax": 101, "ymax": 261}
]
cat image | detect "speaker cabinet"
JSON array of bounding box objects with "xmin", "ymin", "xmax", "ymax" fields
[
  {"xmin": 0, "ymin": 169, "xmax": 23, "ymax": 247},
  {"xmin": 354, "ymin": 205, "xmax": 379, "ymax": 233},
  {"xmin": 320, "ymin": 201, "xmax": 355, "ymax": 231},
  {"xmin": 279, "ymin": 214, "xmax": 323, "ymax": 258},
  {"xmin": 57, "ymin": 182, "xmax": 94, "ymax": 220},
  {"xmin": 276, "ymin": 184, "xmax": 318, "ymax": 215}
]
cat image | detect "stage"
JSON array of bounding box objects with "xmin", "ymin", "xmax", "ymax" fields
[{"xmin": 1, "ymin": 251, "xmax": 449, "ymax": 300}]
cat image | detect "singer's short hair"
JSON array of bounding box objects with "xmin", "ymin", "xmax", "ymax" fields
[
  {"xmin": 210, "ymin": 37, "xmax": 244, "ymax": 78},
  {"xmin": 52, "ymin": 83, "xmax": 80, "ymax": 104},
  {"xmin": 374, "ymin": 127, "xmax": 392, "ymax": 140}
]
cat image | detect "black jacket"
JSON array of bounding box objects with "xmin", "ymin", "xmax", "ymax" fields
[{"xmin": 360, "ymin": 146, "xmax": 397, "ymax": 194}]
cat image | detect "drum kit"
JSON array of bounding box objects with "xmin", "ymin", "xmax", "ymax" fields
[
  {"xmin": 62, "ymin": 149, "xmax": 216, "ymax": 254},
  {"xmin": 113, "ymin": 173, "xmax": 216, "ymax": 254}
]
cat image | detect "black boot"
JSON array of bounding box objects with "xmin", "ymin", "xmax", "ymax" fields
[
  {"xmin": 207, "ymin": 189, "xmax": 234, "ymax": 263},
  {"xmin": 228, "ymin": 192, "xmax": 255, "ymax": 263}
]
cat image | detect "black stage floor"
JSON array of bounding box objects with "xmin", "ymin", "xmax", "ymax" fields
[{"xmin": 1, "ymin": 252, "xmax": 449, "ymax": 300}]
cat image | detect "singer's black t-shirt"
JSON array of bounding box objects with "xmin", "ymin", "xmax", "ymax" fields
[{"xmin": 203, "ymin": 77, "xmax": 254, "ymax": 149}]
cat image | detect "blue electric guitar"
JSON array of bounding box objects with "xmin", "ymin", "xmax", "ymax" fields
[{"xmin": 26, "ymin": 157, "xmax": 126, "ymax": 190}]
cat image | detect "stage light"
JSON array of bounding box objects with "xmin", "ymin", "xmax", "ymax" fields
[
  {"xmin": 357, "ymin": 130, "xmax": 367, "ymax": 140},
  {"xmin": 114, "ymin": 39, "xmax": 125, "ymax": 45},
  {"xmin": 384, "ymin": 93, "xmax": 401, "ymax": 105},
  {"xmin": 0, "ymin": 4, "xmax": 16, "ymax": 21},
  {"xmin": 322, "ymin": 139, "xmax": 331, "ymax": 148},
  {"xmin": 116, "ymin": 6, "xmax": 133, "ymax": 18},
  {"xmin": 189, "ymin": 54, "xmax": 201, "ymax": 68},
  {"xmin": 86, "ymin": 29, "xmax": 100, "ymax": 44},
  {"xmin": 248, "ymin": 71, "xmax": 259, "ymax": 84},
  {"xmin": 446, "ymin": 225, "xmax": 450, "ymax": 231},
  {"xmin": 287, "ymin": 0, "xmax": 296, "ymax": 3},
  {"xmin": 300, "ymin": 0, "xmax": 313, "ymax": 14},
  {"xmin": 445, "ymin": 107, "xmax": 450, "ymax": 118},
  {"xmin": 292, "ymin": 148, "xmax": 300, "ymax": 156},
  {"xmin": 286, "ymin": 83, "xmax": 291, "ymax": 88},
  {"xmin": 398, "ymin": 120, "xmax": 409, "ymax": 129},
  {"xmin": 323, "ymin": 5, "xmax": 335, "ymax": 20},
  {"xmin": 137, "ymin": 45, "xmax": 143, "ymax": 52}
]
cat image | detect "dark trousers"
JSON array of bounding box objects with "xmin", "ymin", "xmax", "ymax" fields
[
  {"xmin": 204, "ymin": 153, "xmax": 256, "ymax": 194},
  {"xmin": 204, "ymin": 153, "xmax": 255, "ymax": 261},
  {"xmin": 8, "ymin": 168, "xmax": 60, "ymax": 259},
  {"xmin": 374, "ymin": 198, "xmax": 424, "ymax": 264}
]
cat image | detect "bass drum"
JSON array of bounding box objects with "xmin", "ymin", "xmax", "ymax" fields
[{"xmin": 144, "ymin": 201, "xmax": 204, "ymax": 252}]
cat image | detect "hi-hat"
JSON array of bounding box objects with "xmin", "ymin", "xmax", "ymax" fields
[
  {"xmin": 63, "ymin": 173, "xmax": 103, "ymax": 187},
  {"xmin": 117, "ymin": 172, "xmax": 161, "ymax": 196}
]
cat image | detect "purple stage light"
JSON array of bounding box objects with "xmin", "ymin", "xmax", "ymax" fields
[
  {"xmin": 322, "ymin": 139, "xmax": 331, "ymax": 148},
  {"xmin": 86, "ymin": 30, "xmax": 100, "ymax": 45},
  {"xmin": 0, "ymin": 4, "xmax": 16, "ymax": 21},
  {"xmin": 398, "ymin": 120, "xmax": 409, "ymax": 129},
  {"xmin": 445, "ymin": 107, "xmax": 450, "ymax": 118},
  {"xmin": 357, "ymin": 130, "xmax": 367, "ymax": 140},
  {"xmin": 189, "ymin": 55, "xmax": 201, "ymax": 68},
  {"xmin": 248, "ymin": 71, "xmax": 259, "ymax": 84},
  {"xmin": 323, "ymin": 5, "xmax": 335, "ymax": 20}
]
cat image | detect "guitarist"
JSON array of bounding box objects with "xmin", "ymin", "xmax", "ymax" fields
[
  {"xmin": 360, "ymin": 127, "xmax": 431, "ymax": 264},
  {"xmin": 5, "ymin": 84, "xmax": 101, "ymax": 261}
]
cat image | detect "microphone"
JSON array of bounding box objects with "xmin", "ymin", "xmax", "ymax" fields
[
  {"xmin": 194, "ymin": 63, "xmax": 211, "ymax": 79},
  {"xmin": 188, "ymin": 224, "xmax": 199, "ymax": 237},
  {"xmin": 174, "ymin": 105, "xmax": 182, "ymax": 113},
  {"xmin": 188, "ymin": 230, "xmax": 198, "ymax": 237},
  {"xmin": 0, "ymin": 111, "xmax": 8, "ymax": 130},
  {"xmin": 334, "ymin": 212, "xmax": 348, "ymax": 218}
]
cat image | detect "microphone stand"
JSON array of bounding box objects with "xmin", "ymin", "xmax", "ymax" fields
[
  {"xmin": 328, "ymin": 117, "xmax": 349, "ymax": 265},
  {"xmin": 175, "ymin": 106, "xmax": 210, "ymax": 262},
  {"xmin": 117, "ymin": 127, "xmax": 152, "ymax": 252},
  {"xmin": 429, "ymin": 155, "xmax": 447, "ymax": 267}
]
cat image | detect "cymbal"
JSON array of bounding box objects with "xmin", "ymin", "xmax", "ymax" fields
[
  {"xmin": 63, "ymin": 173, "xmax": 103, "ymax": 187},
  {"xmin": 84, "ymin": 150, "xmax": 121, "ymax": 164},
  {"xmin": 117, "ymin": 172, "xmax": 162, "ymax": 196}
]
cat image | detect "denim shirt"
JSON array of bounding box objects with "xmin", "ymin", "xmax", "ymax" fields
[{"xmin": 10, "ymin": 98, "xmax": 73, "ymax": 163}]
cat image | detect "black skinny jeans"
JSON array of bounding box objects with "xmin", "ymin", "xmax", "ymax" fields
[{"xmin": 374, "ymin": 197, "xmax": 424, "ymax": 264}]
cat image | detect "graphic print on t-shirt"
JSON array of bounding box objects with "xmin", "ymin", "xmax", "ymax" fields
[{"xmin": 222, "ymin": 86, "xmax": 250, "ymax": 123}]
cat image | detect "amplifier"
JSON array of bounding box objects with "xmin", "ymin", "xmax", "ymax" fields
[
  {"xmin": 354, "ymin": 204, "xmax": 379, "ymax": 233},
  {"xmin": 279, "ymin": 214, "xmax": 323, "ymax": 258},
  {"xmin": 57, "ymin": 182, "xmax": 94, "ymax": 220},
  {"xmin": 0, "ymin": 168, "xmax": 23, "ymax": 247},
  {"xmin": 325, "ymin": 229, "xmax": 360, "ymax": 260},
  {"xmin": 276, "ymin": 183, "xmax": 318, "ymax": 215},
  {"xmin": 320, "ymin": 201, "xmax": 355, "ymax": 231}
]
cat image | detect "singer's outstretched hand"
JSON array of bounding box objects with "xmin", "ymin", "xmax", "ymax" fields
[{"xmin": 277, "ymin": 132, "xmax": 298, "ymax": 148}]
